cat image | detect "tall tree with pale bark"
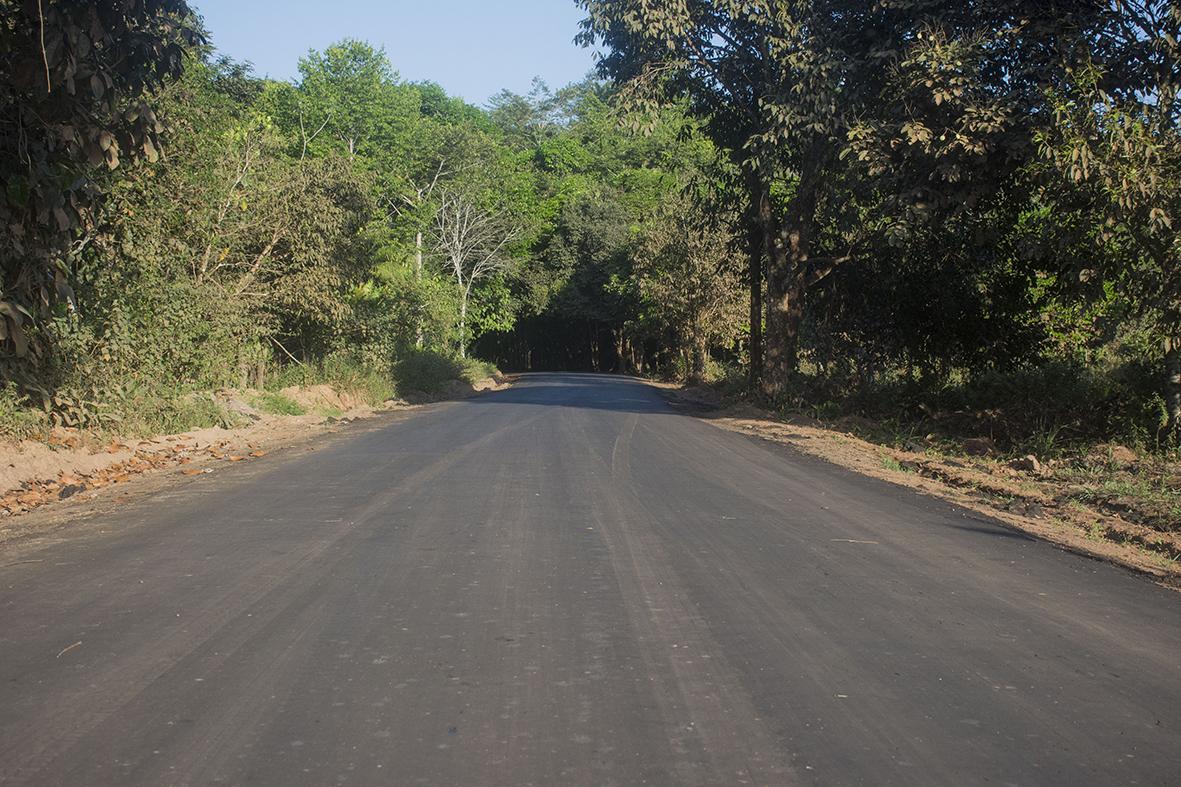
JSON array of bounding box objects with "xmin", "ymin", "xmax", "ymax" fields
[{"xmin": 430, "ymin": 187, "xmax": 522, "ymax": 357}]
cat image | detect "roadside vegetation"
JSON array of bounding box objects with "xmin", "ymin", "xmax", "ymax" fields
[
  {"xmin": 1, "ymin": 5, "xmax": 524, "ymax": 443},
  {"xmin": 571, "ymin": 1, "xmax": 1181, "ymax": 563},
  {"xmin": 1, "ymin": 2, "xmax": 1178, "ymax": 545}
]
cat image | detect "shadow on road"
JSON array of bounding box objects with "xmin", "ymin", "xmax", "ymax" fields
[
  {"xmin": 460, "ymin": 373, "xmax": 675, "ymax": 415},
  {"xmin": 946, "ymin": 522, "xmax": 1038, "ymax": 542}
]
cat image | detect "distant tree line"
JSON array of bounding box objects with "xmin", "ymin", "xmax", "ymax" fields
[{"xmin": 1, "ymin": 1, "xmax": 1178, "ymax": 450}]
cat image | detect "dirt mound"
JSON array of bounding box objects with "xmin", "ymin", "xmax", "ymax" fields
[
  {"xmin": 1086, "ymin": 443, "xmax": 1139, "ymax": 468},
  {"xmin": 216, "ymin": 393, "xmax": 263, "ymax": 422},
  {"xmin": 398, "ymin": 376, "xmax": 509, "ymax": 404},
  {"xmin": 438, "ymin": 376, "xmax": 508, "ymax": 400},
  {"xmin": 279, "ymin": 384, "xmax": 366, "ymax": 413},
  {"xmin": 471, "ymin": 376, "xmax": 507, "ymax": 393},
  {"xmin": 1, "ymin": 439, "xmax": 135, "ymax": 496}
]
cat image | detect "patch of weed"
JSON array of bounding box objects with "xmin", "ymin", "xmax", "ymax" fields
[
  {"xmin": 270, "ymin": 353, "xmax": 395, "ymax": 407},
  {"xmin": 0, "ymin": 382, "xmax": 48, "ymax": 439},
  {"xmin": 251, "ymin": 392, "xmax": 306, "ymax": 416},
  {"xmin": 394, "ymin": 349, "xmax": 499, "ymax": 395}
]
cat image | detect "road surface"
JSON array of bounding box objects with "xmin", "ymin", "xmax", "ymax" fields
[{"xmin": 2, "ymin": 373, "xmax": 1179, "ymax": 785}]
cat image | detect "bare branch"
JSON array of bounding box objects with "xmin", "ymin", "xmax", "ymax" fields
[
  {"xmin": 299, "ymin": 106, "xmax": 331, "ymax": 161},
  {"xmin": 427, "ymin": 186, "xmax": 522, "ymax": 354}
]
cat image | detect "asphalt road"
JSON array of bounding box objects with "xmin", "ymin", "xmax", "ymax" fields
[{"xmin": 2, "ymin": 372, "xmax": 1179, "ymax": 785}]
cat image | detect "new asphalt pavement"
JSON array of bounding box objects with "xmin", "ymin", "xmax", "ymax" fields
[{"xmin": 1, "ymin": 373, "xmax": 1179, "ymax": 785}]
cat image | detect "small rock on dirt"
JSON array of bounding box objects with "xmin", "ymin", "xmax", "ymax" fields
[
  {"xmin": 1008, "ymin": 455, "xmax": 1042, "ymax": 474},
  {"xmin": 1088, "ymin": 443, "xmax": 1138, "ymax": 468},
  {"xmin": 834, "ymin": 415, "xmax": 878, "ymax": 434},
  {"xmin": 219, "ymin": 397, "xmax": 262, "ymax": 423},
  {"xmin": 962, "ymin": 437, "xmax": 996, "ymax": 456},
  {"xmin": 783, "ymin": 413, "xmax": 823, "ymax": 429}
]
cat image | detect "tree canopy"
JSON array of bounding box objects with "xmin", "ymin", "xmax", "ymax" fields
[{"xmin": 2, "ymin": 1, "xmax": 1179, "ymax": 449}]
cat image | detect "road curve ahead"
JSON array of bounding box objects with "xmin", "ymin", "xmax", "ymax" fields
[{"xmin": 1, "ymin": 373, "xmax": 1179, "ymax": 785}]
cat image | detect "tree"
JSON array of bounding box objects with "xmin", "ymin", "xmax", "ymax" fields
[
  {"xmin": 633, "ymin": 195, "xmax": 745, "ymax": 381},
  {"xmin": 487, "ymin": 78, "xmax": 559, "ymax": 149},
  {"xmin": 1038, "ymin": 1, "xmax": 1181, "ymax": 439},
  {"xmin": 577, "ymin": 0, "xmax": 1101, "ymax": 396},
  {"xmin": 576, "ymin": 0, "xmax": 870, "ymax": 392},
  {"xmin": 92, "ymin": 59, "xmax": 377, "ymax": 368},
  {"xmin": 543, "ymin": 191, "xmax": 639, "ymax": 371},
  {"xmin": 430, "ymin": 187, "xmax": 522, "ymax": 357},
  {"xmin": 1, "ymin": 0, "xmax": 199, "ymax": 362},
  {"xmin": 499, "ymin": 83, "xmax": 719, "ymax": 372},
  {"xmin": 293, "ymin": 39, "xmax": 398, "ymax": 159}
]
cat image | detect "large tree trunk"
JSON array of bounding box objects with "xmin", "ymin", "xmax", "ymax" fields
[
  {"xmin": 754, "ymin": 157, "xmax": 821, "ymax": 399},
  {"xmin": 689, "ymin": 334, "xmax": 709, "ymax": 383},
  {"xmin": 590, "ymin": 323, "xmax": 600, "ymax": 372},
  {"xmin": 1166, "ymin": 335, "xmax": 1181, "ymax": 441},
  {"xmin": 747, "ymin": 218, "xmax": 764, "ymax": 388},
  {"xmin": 754, "ymin": 186, "xmax": 804, "ymax": 398},
  {"xmin": 764, "ymin": 270, "xmax": 804, "ymax": 397},
  {"xmin": 458, "ymin": 297, "xmax": 468, "ymax": 358},
  {"xmin": 414, "ymin": 231, "xmax": 424, "ymax": 349},
  {"xmin": 745, "ymin": 173, "xmax": 765, "ymax": 388}
]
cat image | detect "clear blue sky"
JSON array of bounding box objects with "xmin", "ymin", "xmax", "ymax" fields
[{"xmin": 190, "ymin": 0, "xmax": 599, "ymax": 105}]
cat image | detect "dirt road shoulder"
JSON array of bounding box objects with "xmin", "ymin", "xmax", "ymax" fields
[{"xmin": 656, "ymin": 382, "xmax": 1181, "ymax": 591}]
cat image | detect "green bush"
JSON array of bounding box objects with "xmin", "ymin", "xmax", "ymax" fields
[
  {"xmin": 957, "ymin": 360, "xmax": 1163, "ymax": 451},
  {"xmin": 784, "ymin": 357, "xmax": 1169, "ymax": 456},
  {"xmin": 268, "ymin": 352, "xmax": 396, "ymax": 406},
  {"xmin": 119, "ymin": 391, "xmax": 242, "ymax": 436},
  {"xmin": 458, "ymin": 356, "xmax": 500, "ymax": 383},
  {"xmin": 393, "ymin": 349, "xmax": 498, "ymax": 395},
  {"xmin": 0, "ymin": 382, "xmax": 47, "ymax": 440},
  {"xmin": 250, "ymin": 391, "xmax": 306, "ymax": 417},
  {"xmin": 393, "ymin": 350, "xmax": 467, "ymax": 395}
]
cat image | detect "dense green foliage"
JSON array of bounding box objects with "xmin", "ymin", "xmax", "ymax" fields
[
  {"xmin": 577, "ymin": 0, "xmax": 1181, "ymax": 448},
  {"xmin": 0, "ymin": 23, "xmax": 537, "ymax": 432},
  {"xmin": 2, "ymin": 1, "xmax": 1179, "ymax": 454},
  {"xmin": 1, "ymin": 0, "xmax": 199, "ymax": 361}
]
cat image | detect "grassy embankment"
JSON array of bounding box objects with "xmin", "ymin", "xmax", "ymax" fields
[{"xmin": 0, "ymin": 350, "xmax": 500, "ymax": 444}]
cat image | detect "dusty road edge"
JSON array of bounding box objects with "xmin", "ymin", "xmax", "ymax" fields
[
  {"xmin": 0, "ymin": 376, "xmax": 513, "ymax": 551},
  {"xmin": 652, "ymin": 382, "xmax": 1181, "ymax": 592}
]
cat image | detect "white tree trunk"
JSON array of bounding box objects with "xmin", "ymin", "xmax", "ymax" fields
[
  {"xmin": 415, "ymin": 231, "xmax": 424, "ymax": 349},
  {"xmin": 458, "ymin": 295, "xmax": 468, "ymax": 359}
]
